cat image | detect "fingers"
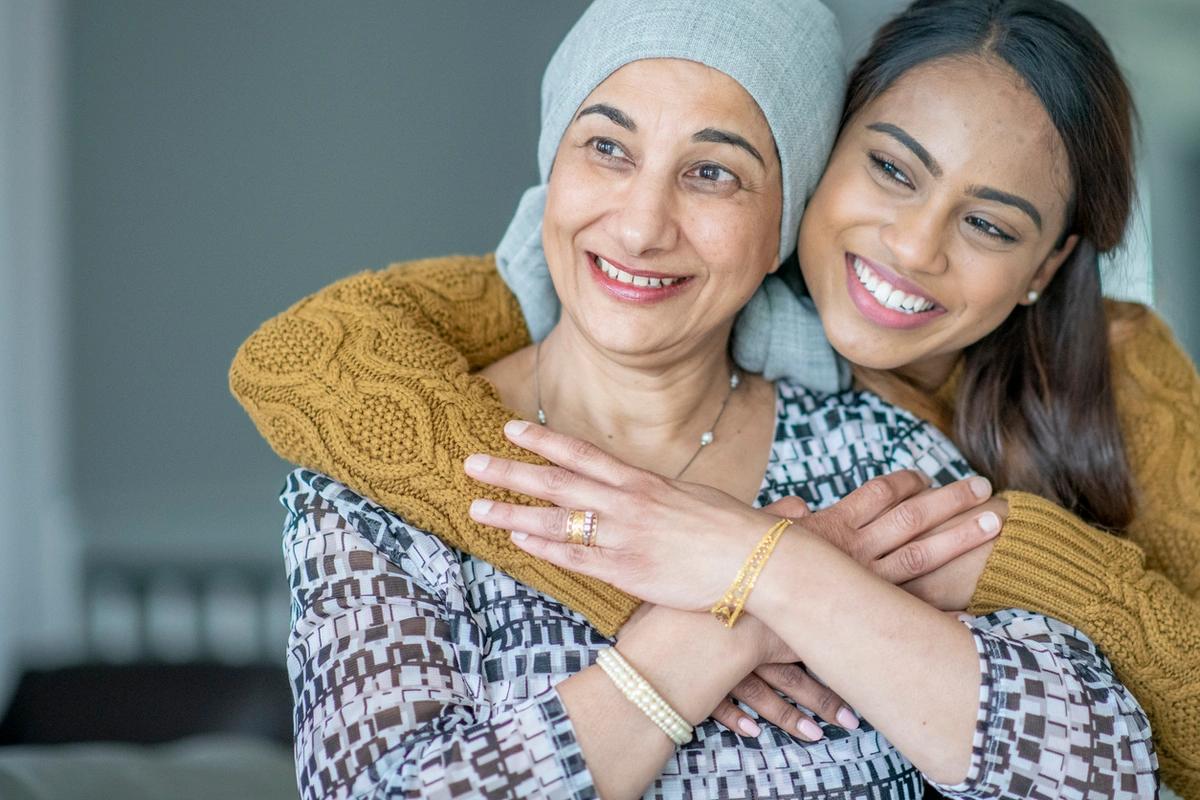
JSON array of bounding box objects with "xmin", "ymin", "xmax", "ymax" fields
[
  {"xmin": 755, "ymin": 663, "xmax": 859, "ymax": 731},
  {"xmin": 469, "ymin": 499, "xmax": 571, "ymax": 542},
  {"xmin": 858, "ymin": 476, "xmax": 993, "ymax": 559},
  {"xmin": 761, "ymin": 495, "xmax": 812, "ymax": 519},
  {"xmin": 833, "ymin": 470, "xmax": 930, "ymax": 528},
  {"xmin": 710, "ymin": 698, "xmax": 763, "ymax": 738},
  {"xmin": 873, "ymin": 506, "xmax": 1001, "ymax": 584},
  {"xmin": 728, "ymin": 673, "xmax": 826, "ymax": 742},
  {"xmin": 464, "ymin": 452, "xmax": 607, "ymax": 508},
  {"xmin": 508, "ymin": 531, "xmax": 611, "ymax": 579},
  {"xmin": 501, "ymin": 420, "xmax": 651, "ymax": 488}
]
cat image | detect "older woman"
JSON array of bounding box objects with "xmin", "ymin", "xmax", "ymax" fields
[{"xmin": 236, "ymin": 1, "xmax": 1158, "ymax": 798}]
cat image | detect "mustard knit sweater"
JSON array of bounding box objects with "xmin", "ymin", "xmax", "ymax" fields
[{"xmin": 231, "ymin": 254, "xmax": 1200, "ymax": 797}]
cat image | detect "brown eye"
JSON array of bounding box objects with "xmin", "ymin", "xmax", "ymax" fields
[
  {"xmin": 965, "ymin": 215, "xmax": 1016, "ymax": 243},
  {"xmin": 869, "ymin": 154, "xmax": 913, "ymax": 188},
  {"xmin": 589, "ymin": 137, "xmax": 628, "ymax": 161}
]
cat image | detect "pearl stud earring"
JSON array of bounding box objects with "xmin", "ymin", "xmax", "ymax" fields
[{"xmin": 1026, "ymin": 290, "xmax": 1040, "ymax": 303}]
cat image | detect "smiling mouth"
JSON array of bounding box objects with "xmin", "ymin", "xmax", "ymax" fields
[
  {"xmin": 592, "ymin": 254, "xmax": 689, "ymax": 289},
  {"xmin": 851, "ymin": 256, "xmax": 939, "ymax": 314}
]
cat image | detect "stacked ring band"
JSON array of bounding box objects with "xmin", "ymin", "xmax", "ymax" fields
[{"xmin": 566, "ymin": 509, "xmax": 598, "ymax": 547}]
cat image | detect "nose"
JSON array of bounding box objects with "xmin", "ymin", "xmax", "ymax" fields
[
  {"xmin": 608, "ymin": 169, "xmax": 679, "ymax": 257},
  {"xmin": 879, "ymin": 203, "xmax": 949, "ymax": 275}
]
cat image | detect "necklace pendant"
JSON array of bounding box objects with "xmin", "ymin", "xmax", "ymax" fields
[
  {"xmin": 537, "ymin": 408, "xmax": 547, "ymax": 426},
  {"xmin": 699, "ymin": 431, "xmax": 714, "ymax": 447}
]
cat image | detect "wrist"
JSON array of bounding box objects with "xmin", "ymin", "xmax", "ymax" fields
[{"xmin": 616, "ymin": 607, "xmax": 756, "ymax": 724}]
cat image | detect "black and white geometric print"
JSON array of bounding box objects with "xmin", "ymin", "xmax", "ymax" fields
[{"xmin": 281, "ymin": 381, "xmax": 1157, "ymax": 799}]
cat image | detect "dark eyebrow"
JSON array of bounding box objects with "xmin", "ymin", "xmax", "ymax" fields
[
  {"xmin": 867, "ymin": 122, "xmax": 941, "ymax": 178},
  {"xmin": 968, "ymin": 185, "xmax": 1043, "ymax": 230},
  {"xmin": 576, "ymin": 103, "xmax": 636, "ymax": 131},
  {"xmin": 692, "ymin": 127, "xmax": 764, "ymax": 165}
]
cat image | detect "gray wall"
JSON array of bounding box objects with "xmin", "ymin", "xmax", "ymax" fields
[
  {"xmin": 54, "ymin": 0, "xmax": 1200, "ymax": 656},
  {"xmin": 66, "ymin": 1, "xmax": 591, "ymax": 562}
]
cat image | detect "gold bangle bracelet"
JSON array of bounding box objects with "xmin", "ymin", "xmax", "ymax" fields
[{"xmin": 710, "ymin": 517, "xmax": 794, "ymax": 628}]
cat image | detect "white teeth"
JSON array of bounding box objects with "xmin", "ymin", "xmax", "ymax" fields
[
  {"xmin": 873, "ymin": 281, "xmax": 893, "ymax": 305},
  {"xmin": 596, "ymin": 256, "xmax": 681, "ymax": 288},
  {"xmin": 852, "ymin": 257, "xmax": 935, "ymax": 314}
]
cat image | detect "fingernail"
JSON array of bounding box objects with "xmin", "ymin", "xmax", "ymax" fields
[
  {"xmin": 836, "ymin": 707, "xmax": 859, "ymax": 730},
  {"xmin": 797, "ymin": 718, "xmax": 823, "ymax": 741},
  {"xmin": 969, "ymin": 477, "xmax": 992, "ymax": 498},
  {"xmin": 511, "ymin": 531, "xmax": 528, "ymax": 542},
  {"xmin": 464, "ymin": 454, "xmax": 490, "ymax": 473},
  {"xmin": 956, "ymin": 613, "xmax": 974, "ymax": 625},
  {"xmin": 737, "ymin": 717, "xmax": 762, "ymax": 737},
  {"xmin": 469, "ymin": 499, "xmax": 493, "ymax": 517},
  {"xmin": 977, "ymin": 511, "xmax": 1001, "ymax": 535},
  {"xmin": 504, "ymin": 420, "xmax": 530, "ymax": 437}
]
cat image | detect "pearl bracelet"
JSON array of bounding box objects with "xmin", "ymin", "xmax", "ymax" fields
[{"xmin": 596, "ymin": 647, "xmax": 693, "ymax": 746}]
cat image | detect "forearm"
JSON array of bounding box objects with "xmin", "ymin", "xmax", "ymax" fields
[
  {"xmin": 748, "ymin": 532, "xmax": 982, "ymax": 783},
  {"xmin": 557, "ymin": 606, "xmax": 756, "ymax": 800}
]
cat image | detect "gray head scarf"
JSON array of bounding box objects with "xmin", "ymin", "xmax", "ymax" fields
[{"xmin": 496, "ymin": 0, "xmax": 849, "ymax": 391}]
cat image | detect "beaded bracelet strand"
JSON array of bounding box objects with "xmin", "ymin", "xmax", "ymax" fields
[
  {"xmin": 710, "ymin": 517, "xmax": 794, "ymax": 628},
  {"xmin": 596, "ymin": 647, "xmax": 693, "ymax": 746}
]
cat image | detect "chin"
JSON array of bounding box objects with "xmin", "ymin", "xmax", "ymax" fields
[{"xmin": 823, "ymin": 322, "xmax": 912, "ymax": 372}]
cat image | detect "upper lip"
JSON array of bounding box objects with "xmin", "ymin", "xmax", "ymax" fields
[
  {"xmin": 850, "ymin": 253, "xmax": 940, "ymax": 306},
  {"xmin": 592, "ymin": 252, "xmax": 688, "ymax": 280}
]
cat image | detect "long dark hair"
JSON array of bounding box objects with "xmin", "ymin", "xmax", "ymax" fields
[{"xmin": 846, "ymin": 0, "xmax": 1138, "ymax": 530}]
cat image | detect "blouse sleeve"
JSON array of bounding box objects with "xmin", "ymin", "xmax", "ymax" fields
[
  {"xmin": 928, "ymin": 610, "xmax": 1157, "ymax": 798},
  {"xmin": 281, "ymin": 469, "xmax": 596, "ymax": 800},
  {"xmin": 967, "ymin": 305, "xmax": 1200, "ymax": 797},
  {"xmin": 885, "ymin": 420, "xmax": 1159, "ymax": 796}
]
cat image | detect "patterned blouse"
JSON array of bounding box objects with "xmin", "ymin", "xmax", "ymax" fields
[{"xmin": 282, "ymin": 382, "xmax": 1157, "ymax": 799}]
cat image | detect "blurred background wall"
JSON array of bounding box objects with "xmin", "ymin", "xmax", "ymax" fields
[{"xmin": 1, "ymin": 0, "xmax": 1198, "ymax": 710}]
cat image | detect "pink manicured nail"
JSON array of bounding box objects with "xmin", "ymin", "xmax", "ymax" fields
[
  {"xmin": 797, "ymin": 718, "xmax": 823, "ymax": 741},
  {"xmin": 505, "ymin": 420, "xmax": 530, "ymax": 437},
  {"xmin": 464, "ymin": 454, "xmax": 490, "ymax": 473},
  {"xmin": 836, "ymin": 707, "xmax": 859, "ymax": 730},
  {"xmin": 737, "ymin": 717, "xmax": 762, "ymax": 737},
  {"xmin": 469, "ymin": 499, "xmax": 493, "ymax": 517},
  {"xmin": 977, "ymin": 511, "xmax": 1001, "ymax": 534},
  {"xmin": 511, "ymin": 531, "xmax": 528, "ymax": 542},
  {"xmin": 969, "ymin": 477, "xmax": 992, "ymax": 498}
]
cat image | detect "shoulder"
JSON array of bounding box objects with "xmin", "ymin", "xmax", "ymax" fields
[
  {"xmin": 378, "ymin": 252, "xmax": 506, "ymax": 299},
  {"xmin": 773, "ymin": 379, "xmax": 973, "ymax": 485},
  {"xmin": 279, "ymin": 468, "xmax": 463, "ymax": 596},
  {"xmin": 1105, "ymin": 299, "xmax": 1199, "ymax": 399}
]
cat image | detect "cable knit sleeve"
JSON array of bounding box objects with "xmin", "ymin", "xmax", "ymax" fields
[
  {"xmin": 968, "ymin": 302, "xmax": 1200, "ymax": 798},
  {"xmin": 229, "ymin": 254, "xmax": 641, "ymax": 637}
]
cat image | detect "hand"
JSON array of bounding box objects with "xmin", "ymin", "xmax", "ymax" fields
[
  {"xmin": 902, "ymin": 497, "xmax": 1008, "ymax": 610},
  {"xmin": 620, "ymin": 604, "xmax": 856, "ymax": 743},
  {"xmin": 464, "ymin": 421, "xmax": 994, "ymax": 612},
  {"xmin": 771, "ymin": 478, "xmax": 1001, "ymax": 585}
]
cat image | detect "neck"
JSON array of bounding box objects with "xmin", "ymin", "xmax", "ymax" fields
[
  {"xmin": 889, "ymin": 351, "xmax": 961, "ymax": 394},
  {"xmin": 535, "ymin": 320, "xmax": 736, "ymax": 474}
]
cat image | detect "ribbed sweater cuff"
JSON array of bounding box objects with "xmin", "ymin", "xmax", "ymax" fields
[{"xmin": 967, "ymin": 490, "xmax": 1141, "ymax": 619}]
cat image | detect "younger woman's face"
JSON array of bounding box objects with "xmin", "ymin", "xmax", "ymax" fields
[{"xmin": 798, "ymin": 57, "xmax": 1079, "ymax": 387}]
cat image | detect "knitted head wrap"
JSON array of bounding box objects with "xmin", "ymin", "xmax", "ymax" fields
[{"xmin": 496, "ymin": 0, "xmax": 849, "ymax": 391}]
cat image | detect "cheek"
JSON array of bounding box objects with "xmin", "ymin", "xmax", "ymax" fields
[
  {"xmin": 544, "ymin": 161, "xmax": 609, "ymax": 243},
  {"xmin": 689, "ymin": 206, "xmax": 776, "ymax": 284}
]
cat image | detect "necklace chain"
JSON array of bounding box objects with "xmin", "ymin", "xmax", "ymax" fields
[{"xmin": 534, "ymin": 340, "xmax": 740, "ymax": 480}]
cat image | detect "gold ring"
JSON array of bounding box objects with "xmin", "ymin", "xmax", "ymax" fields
[{"xmin": 565, "ymin": 510, "xmax": 598, "ymax": 547}]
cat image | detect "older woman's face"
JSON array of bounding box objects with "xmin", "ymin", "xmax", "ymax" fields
[{"xmin": 543, "ymin": 58, "xmax": 781, "ymax": 359}]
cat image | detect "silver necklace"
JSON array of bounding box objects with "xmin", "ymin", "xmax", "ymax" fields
[{"xmin": 534, "ymin": 340, "xmax": 741, "ymax": 480}]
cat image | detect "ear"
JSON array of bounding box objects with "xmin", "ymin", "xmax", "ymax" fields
[{"xmin": 1021, "ymin": 233, "xmax": 1079, "ymax": 305}]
